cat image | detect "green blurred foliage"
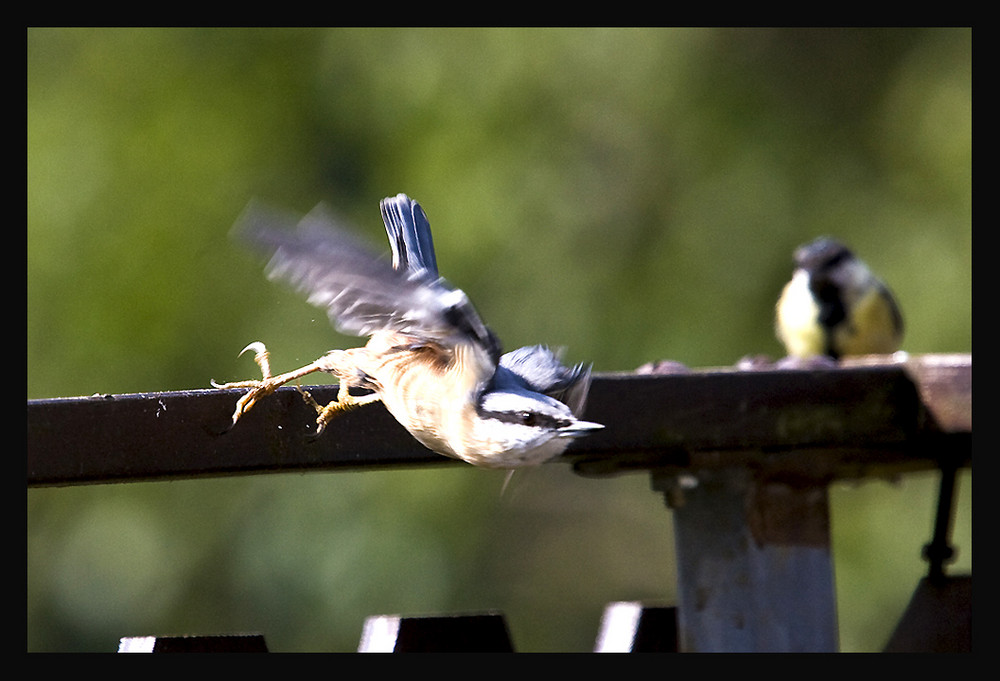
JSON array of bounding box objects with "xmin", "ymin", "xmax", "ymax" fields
[{"xmin": 28, "ymin": 28, "xmax": 970, "ymax": 651}]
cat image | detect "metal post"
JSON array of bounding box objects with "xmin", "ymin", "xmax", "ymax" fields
[{"xmin": 654, "ymin": 468, "xmax": 839, "ymax": 652}]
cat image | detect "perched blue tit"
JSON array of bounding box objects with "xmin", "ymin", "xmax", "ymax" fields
[{"xmin": 775, "ymin": 237, "xmax": 903, "ymax": 360}]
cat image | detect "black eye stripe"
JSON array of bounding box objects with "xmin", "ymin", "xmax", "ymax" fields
[{"xmin": 478, "ymin": 409, "xmax": 568, "ymax": 429}]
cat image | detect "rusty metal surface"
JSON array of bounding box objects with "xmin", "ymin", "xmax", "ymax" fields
[
  {"xmin": 571, "ymin": 354, "xmax": 971, "ymax": 479},
  {"xmin": 661, "ymin": 468, "xmax": 839, "ymax": 652},
  {"xmin": 29, "ymin": 354, "xmax": 972, "ymax": 653},
  {"xmin": 27, "ymin": 353, "xmax": 971, "ymax": 487},
  {"xmin": 27, "ymin": 386, "xmax": 449, "ymax": 487},
  {"xmin": 844, "ymin": 353, "xmax": 971, "ymax": 433}
]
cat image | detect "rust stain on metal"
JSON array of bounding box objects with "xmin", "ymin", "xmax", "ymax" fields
[{"xmin": 747, "ymin": 478, "xmax": 830, "ymax": 548}]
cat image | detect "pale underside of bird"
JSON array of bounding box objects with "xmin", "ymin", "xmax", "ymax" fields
[{"xmin": 212, "ymin": 194, "xmax": 602, "ymax": 469}]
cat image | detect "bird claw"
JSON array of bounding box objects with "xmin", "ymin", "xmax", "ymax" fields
[
  {"xmin": 211, "ymin": 341, "xmax": 273, "ymax": 387},
  {"xmin": 296, "ymin": 383, "xmax": 381, "ymax": 436},
  {"xmin": 216, "ymin": 377, "xmax": 282, "ymax": 429},
  {"xmin": 294, "ymin": 385, "xmax": 331, "ymax": 436},
  {"xmin": 212, "ymin": 341, "xmax": 381, "ymax": 435},
  {"xmin": 238, "ymin": 341, "xmax": 272, "ymax": 378},
  {"xmin": 211, "ymin": 341, "xmax": 280, "ymax": 428}
]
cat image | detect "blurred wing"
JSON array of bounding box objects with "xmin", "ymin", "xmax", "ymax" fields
[{"xmin": 234, "ymin": 199, "xmax": 499, "ymax": 359}]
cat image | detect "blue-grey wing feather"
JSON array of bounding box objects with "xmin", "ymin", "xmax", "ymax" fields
[
  {"xmin": 381, "ymin": 193, "xmax": 439, "ymax": 278},
  {"xmin": 233, "ymin": 198, "xmax": 498, "ymax": 359},
  {"xmin": 497, "ymin": 345, "xmax": 593, "ymax": 417},
  {"xmin": 378, "ymin": 194, "xmax": 500, "ymax": 360}
]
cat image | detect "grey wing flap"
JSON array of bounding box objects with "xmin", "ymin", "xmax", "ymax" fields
[
  {"xmin": 234, "ymin": 202, "xmax": 420, "ymax": 338},
  {"xmin": 499, "ymin": 345, "xmax": 593, "ymax": 417},
  {"xmin": 232, "ymin": 201, "xmax": 498, "ymax": 357}
]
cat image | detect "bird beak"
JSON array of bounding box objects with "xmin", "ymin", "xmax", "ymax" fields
[{"xmin": 559, "ymin": 420, "xmax": 604, "ymax": 437}]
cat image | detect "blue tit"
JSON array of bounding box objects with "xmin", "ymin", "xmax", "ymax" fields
[{"xmin": 776, "ymin": 236, "xmax": 903, "ymax": 360}]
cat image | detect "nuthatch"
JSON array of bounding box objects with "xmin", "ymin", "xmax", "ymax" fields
[
  {"xmin": 776, "ymin": 236, "xmax": 904, "ymax": 360},
  {"xmin": 213, "ymin": 194, "xmax": 602, "ymax": 468}
]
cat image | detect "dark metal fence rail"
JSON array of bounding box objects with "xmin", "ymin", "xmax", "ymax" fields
[{"xmin": 27, "ymin": 353, "xmax": 972, "ymax": 652}]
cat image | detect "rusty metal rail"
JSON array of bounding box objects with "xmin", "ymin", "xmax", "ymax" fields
[
  {"xmin": 27, "ymin": 353, "xmax": 971, "ymax": 652},
  {"xmin": 28, "ymin": 353, "xmax": 969, "ymax": 487}
]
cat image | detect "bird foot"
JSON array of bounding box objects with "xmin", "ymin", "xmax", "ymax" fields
[
  {"xmin": 296, "ymin": 383, "xmax": 380, "ymax": 436},
  {"xmin": 211, "ymin": 342, "xmax": 290, "ymax": 430},
  {"xmin": 212, "ymin": 341, "xmax": 380, "ymax": 435}
]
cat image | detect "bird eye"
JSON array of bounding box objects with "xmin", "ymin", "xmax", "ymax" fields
[{"xmin": 519, "ymin": 411, "xmax": 536, "ymax": 426}]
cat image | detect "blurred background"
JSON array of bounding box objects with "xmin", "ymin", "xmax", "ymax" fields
[{"xmin": 27, "ymin": 28, "xmax": 971, "ymax": 652}]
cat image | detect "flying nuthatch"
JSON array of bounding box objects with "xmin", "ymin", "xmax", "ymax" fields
[{"xmin": 213, "ymin": 194, "xmax": 602, "ymax": 468}]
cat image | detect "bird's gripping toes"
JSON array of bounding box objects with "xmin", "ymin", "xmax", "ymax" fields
[
  {"xmin": 212, "ymin": 194, "xmax": 602, "ymax": 468},
  {"xmin": 211, "ymin": 341, "xmax": 380, "ymax": 436}
]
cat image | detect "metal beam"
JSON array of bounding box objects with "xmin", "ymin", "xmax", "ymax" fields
[
  {"xmin": 27, "ymin": 354, "xmax": 971, "ymax": 487},
  {"xmin": 655, "ymin": 468, "xmax": 837, "ymax": 652}
]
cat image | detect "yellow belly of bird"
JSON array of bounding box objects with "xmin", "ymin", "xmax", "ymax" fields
[
  {"xmin": 776, "ymin": 275, "xmax": 826, "ymax": 358},
  {"xmin": 776, "ymin": 274, "xmax": 901, "ymax": 358},
  {"xmin": 833, "ymin": 286, "xmax": 901, "ymax": 356}
]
